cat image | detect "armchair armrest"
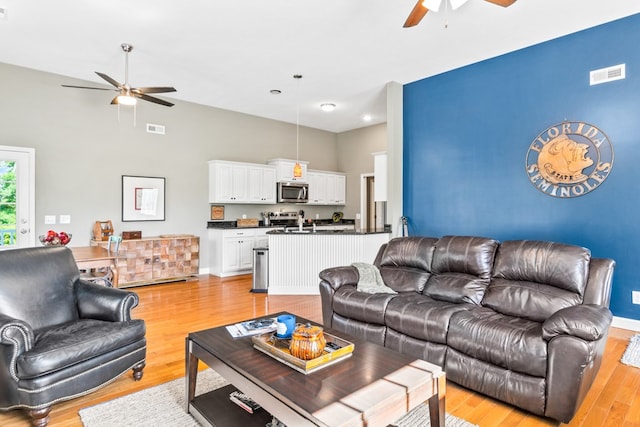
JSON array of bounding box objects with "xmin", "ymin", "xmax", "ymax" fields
[
  {"xmin": 0, "ymin": 313, "xmax": 34, "ymax": 352},
  {"xmin": 542, "ymin": 304, "xmax": 612, "ymax": 342},
  {"xmin": 0, "ymin": 313, "xmax": 34, "ymax": 381},
  {"xmin": 75, "ymin": 280, "xmax": 140, "ymax": 322},
  {"xmin": 319, "ymin": 266, "xmax": 359, "ymax": 292}
]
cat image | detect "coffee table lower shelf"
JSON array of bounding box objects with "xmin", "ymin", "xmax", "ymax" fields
[{"xmin": 189, "ymin": 384, "xmax": 273, "ymax": 427}]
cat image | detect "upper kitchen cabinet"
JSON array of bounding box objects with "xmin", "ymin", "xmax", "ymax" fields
[
  {"xmin": 268, "ymin": 158, "xmax": 309, "ymax": 182},
  {"xmin": 307, "ymin": 170, "xmax": 346, "ymax": 205},
  {"xmin": 247, "ymin": 165, "xmax": 277, "ymax": 204},
  {"xmin": 209, "ymin": 160, "xmax": 276, "ymax": 204}
]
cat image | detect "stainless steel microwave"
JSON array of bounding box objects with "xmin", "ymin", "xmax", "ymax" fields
[{"xmin": 277, "ymin": 182, "xmax": 309, "ymax": 203}]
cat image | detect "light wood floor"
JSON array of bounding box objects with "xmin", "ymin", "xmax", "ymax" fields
[{"xmin": 0, "ymin": 274, "xmax": 638, "ymax": 427}]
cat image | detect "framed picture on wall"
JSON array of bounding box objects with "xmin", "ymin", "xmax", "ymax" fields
[
  {"xmin": 122, "ymin": 175, "xmax": 166, "ymax": 221},
  {"xmin": 211, "ymin": 205, "xmax": 224, "ymax": 220}
]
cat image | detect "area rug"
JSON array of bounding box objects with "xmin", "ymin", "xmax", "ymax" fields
[
  {"xmin": 79, "ymin": 369, "xmax": 477, "ymax": 427},
  {"xmin": 621, "ymin": 334, "xmax": 640, "ymax": 368}
]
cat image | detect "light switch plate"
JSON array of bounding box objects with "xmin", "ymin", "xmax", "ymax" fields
[
  {"xmin": 633, "ymin": 291, "xmax": 640, "ymax": 305},
  {"xmin": 59, "ymin": 215, "xmax": 71, "ymax": 224},
  {"xmin": 44, "ymin": 215, "xmax": 56, "ymax": 225}
]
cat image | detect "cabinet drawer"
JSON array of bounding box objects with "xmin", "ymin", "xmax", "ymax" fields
[{"xmin": 222, "ymin": 229, "xmax": 256, "ymax": 238}]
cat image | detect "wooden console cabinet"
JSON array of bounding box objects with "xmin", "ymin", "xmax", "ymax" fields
[{"xmin": 91, "ymin": 235, "xmax": 199, "ymax": 288}]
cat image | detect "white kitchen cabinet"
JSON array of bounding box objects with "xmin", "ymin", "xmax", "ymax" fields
[
  {"xmin": 268, "ymin": 158, "xmax": 308, "ymax": 182},
  {"xmin": 209, "ymin": 228, "xmax": 255, "ymax": 276},
  {"xmin": 209, "ymin": 227, "xmax": 276, "ymax": 277},
  {"xmin": 209, "ymin": 160, "xmax": 276, "ymax": 204},
  {"xmin": 223, "ymin": 234, "xmax": 255, "ymax": 272},
  {"xmin": 307, "ymin": 172, "xmax": 327, "ymax": 204},
  {"xmin": 209, "ymin": 160, "xmax": 248, "ymax": 203},
  {"xmin": 307, "ymin": 170, "xmax": 346, "ymax": 205},
  {"xmin": 327, "ymin": 173, "xmax": 346, "ymax": 204},
  {"xmin": 247, "ymin": 165, "xmax": 277, "ymax": 204}
]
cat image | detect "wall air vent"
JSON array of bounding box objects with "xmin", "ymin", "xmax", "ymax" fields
[
  {"xmin": 146, "ymin": 123, "xmax": 165, "ymax": 135},
  {"xmin": 590, "ymin": 64, "xmax": 626, "ymax": 86}
]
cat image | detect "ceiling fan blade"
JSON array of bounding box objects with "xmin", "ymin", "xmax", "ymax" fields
[
  {"xmin": 61, "ymin": 84, "xmax": 117, "ymax": 91},
  {"xmin": 95, "ymin": 72, "xmax": 123, "ymax": 89},
  {"xmin": 404, "ymin": 0, "xmax": 429, "ymax": 28},
  {"xmin": 132, "ymin": 86, "xmax": 177, "ymax": 94},
  {"xmin": 135, "ymin": 93, "xmax": 175, "ymax": 107},
  {"xmin": 484, "ymin": 0, "xmax": 516, "ymax": 6}
]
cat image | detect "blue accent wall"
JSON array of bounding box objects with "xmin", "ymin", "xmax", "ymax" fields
[{"xmin": 403, "ymin": 14, "xmax": 640, "ymax": 320}]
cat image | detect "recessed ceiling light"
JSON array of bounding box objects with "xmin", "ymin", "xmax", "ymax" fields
[
  {"xmin": 363, "ymin": 114, "xmax": 372, "ymax": 122},
  {"xmin": 270, "ymin": 89, "xmax": 281, "ymax": 95},
  {"xmin": 320, "ymin": 103, "xmax": 336, "ymax": 112}
]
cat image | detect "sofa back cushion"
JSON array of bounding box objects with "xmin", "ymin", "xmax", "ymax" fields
[
  {"xmin": 423, "ymin": 236, "xmax": 499, "ymax": 304},
  {"xmin": 378, "ymin": 237, "xmax": 438, "ymax": 293},
  {"xmin": 482, "ymin": 240, "xmax": 590, "ymax": 322},
  {"xmin": 0, "ymin": 246, "xmax": 80, "ymax": 331}
]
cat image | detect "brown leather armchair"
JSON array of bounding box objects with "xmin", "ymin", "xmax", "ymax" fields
[{"xmin": 0, "ymin": 246, "xmax": 146, "ymax": 426}]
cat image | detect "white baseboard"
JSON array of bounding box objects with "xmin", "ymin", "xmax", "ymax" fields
[
  {"xmin": 199, "ymin": 267, "xmax": 210, "ymax": 275},
  {"xmin": 612, "ymin": 316, "xmax": 640, "ymax": 332}
]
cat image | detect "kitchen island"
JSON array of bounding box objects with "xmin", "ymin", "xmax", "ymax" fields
[{"xmin": 267, "ymin": 230, "xmax": 391, "ymax": 295}]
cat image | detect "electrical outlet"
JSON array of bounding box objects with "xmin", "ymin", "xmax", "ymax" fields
[
  {"xmin": 632, "ymin": 291, "xmax": 640, "ymax": 305},
  {"xmin": 59, "ymin": 215, "xmax": 71, "ymax": 224},
  {"xmin": 44, "ymin": 215, "xmax": 56, "ymax": 225}
]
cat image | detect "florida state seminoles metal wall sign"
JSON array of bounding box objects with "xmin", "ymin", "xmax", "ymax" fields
[{"xmin": 525, "ymin": 121, "xmax": 614, "ymax": 198}]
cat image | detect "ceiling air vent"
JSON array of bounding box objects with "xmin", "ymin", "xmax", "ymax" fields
[
  {"xmin": 146, "ymin": 123, "xmax": 165, "ymax": 135},
  {"xmin": 590, "ymin": 64, "xmax": 625, "ymax": 86}
]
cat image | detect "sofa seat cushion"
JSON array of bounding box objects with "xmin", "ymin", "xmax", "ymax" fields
[
  {"xmin": 384, "ymin": 293, "xmax": 473, "ymax": 344},
  {"xmin": 448, "ymin": 307, "xmax": 547, "ymax": 377},
  {"xmin": 332, "ymin": 285, "xmax": 398, "ymax": 325},
  {"xmin": 17, "ymin": 318, "xmax": 146, "ymax": 379}
]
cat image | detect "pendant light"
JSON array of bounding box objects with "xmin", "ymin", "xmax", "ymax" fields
[{"xmin": 293, "ymin": 74, "xmax": 303, "ymax": 179}]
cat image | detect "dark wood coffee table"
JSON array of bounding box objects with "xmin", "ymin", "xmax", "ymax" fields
[{"xmin": 186, "ymin": 312, "xmax": 445, "ymax": 427}]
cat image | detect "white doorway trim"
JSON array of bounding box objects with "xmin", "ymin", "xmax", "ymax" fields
[{"xmin": 0, "ymin": 145, "xmax": 35, "ymax": 249}]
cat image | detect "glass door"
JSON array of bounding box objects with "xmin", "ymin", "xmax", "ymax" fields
[{"xmin": 0, "ymin": 146, "xmax": 35, "ymax": 250}]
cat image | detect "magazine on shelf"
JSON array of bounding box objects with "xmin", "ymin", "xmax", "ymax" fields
[{"xmin": 225, "ymin": 317, "xmax": 277, "ymax": 338}]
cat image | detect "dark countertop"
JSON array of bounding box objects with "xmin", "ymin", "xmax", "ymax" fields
[{"xmin": 207, "ymin": 219, "xmax": 355, "ymax": 229}]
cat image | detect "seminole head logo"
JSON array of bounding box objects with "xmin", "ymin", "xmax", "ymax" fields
[
  {"xmin": 537, "ymin": 134, "xmax": 594, "ymax": 184},
  {"xmin": 526, "ymin": 121, "xmax": 614, "ymax": 198}
]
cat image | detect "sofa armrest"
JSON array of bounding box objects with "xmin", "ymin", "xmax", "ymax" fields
[
  {"xmin": 75, "ymin": 280, "xmax": 140, "ymax": 322},
  {"xmin": 319, "ymin": 266, "xmax": 359, "ymax": 329},
  {"xmin": 319, "ymin": 266, "xmax": 359, "ymax": 292},
  {"xmin": 542, "ymin": 304, "xmax": 612, "ymax": 342}
]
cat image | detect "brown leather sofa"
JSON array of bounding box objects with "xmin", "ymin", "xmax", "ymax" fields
[{"xmin": 319, "ymin": 236, "xmax": 615, "ymax": 423}]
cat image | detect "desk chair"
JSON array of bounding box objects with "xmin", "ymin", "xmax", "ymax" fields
[{"xmin": 81, "ymin": 235, "xmax": 121, "ymax": 287}]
